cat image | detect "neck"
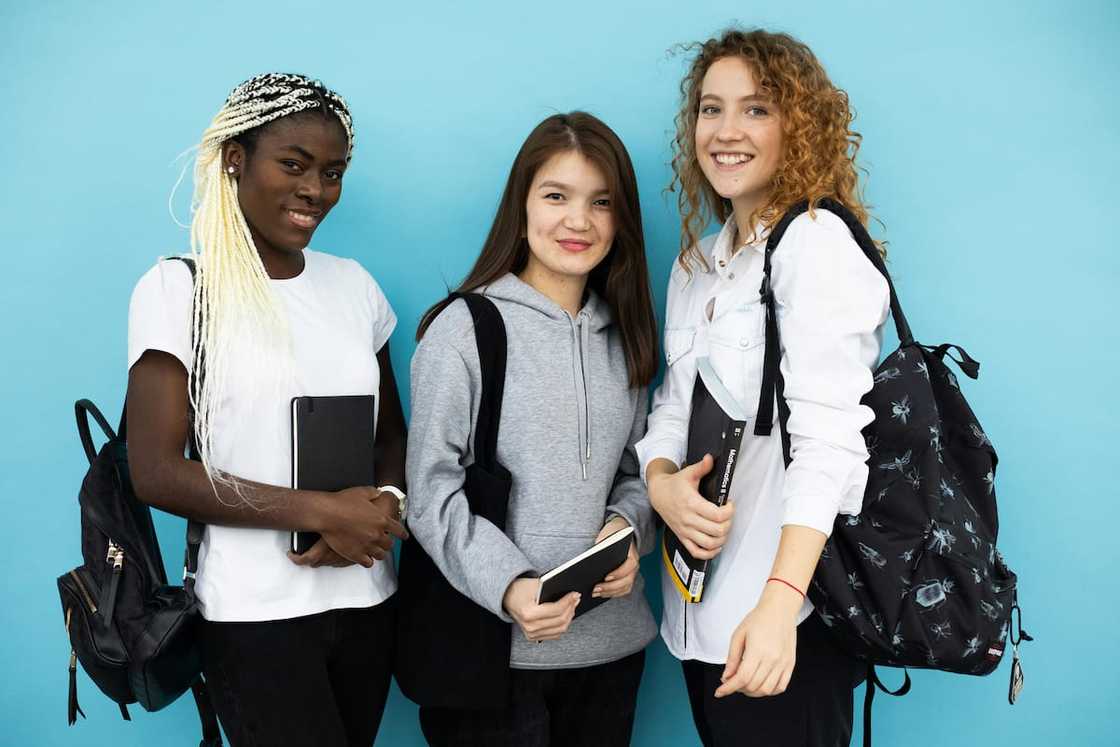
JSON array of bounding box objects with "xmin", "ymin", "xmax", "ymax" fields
[
  {"xmin": 252, "ymin": 231, "xmax": 305, "ymax": 280},
  {"xmin": 518, "ymin": 263, "xmax": 587, "ymax": 318},
  {"xmin": 730, "ymin": 190, "xmax": 770, "ymax": 251}
]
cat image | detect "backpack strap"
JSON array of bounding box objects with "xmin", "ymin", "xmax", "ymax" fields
[
  {"xmin": 861, "ymin": 664, "xmax": 912, "ymax": 747},
  {"xmin": 753, "ymin": 199, "xmax": 914, "ymax": 463},
  {"xmin": 159, "ymin": 257, "xmax": 207, "ymax": 597},
  {"xmin": 449, "ymin": 292, "xmax": 508, "ymax": 474},
  {"xmin": 75, "ymin": 399, "xmax": 116, "ymax": 464}
]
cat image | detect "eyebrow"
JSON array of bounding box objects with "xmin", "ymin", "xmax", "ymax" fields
[
  {"xmin": 279, "ymin": 145, "xmax": 347, "ymax": 167},
  {"xmin": 537, "ymin": 180, "xmax": 609, "ymax": 194},
  {"xmin": 699, "ymin": 93, "xmax": 770, "ymax": 104}
]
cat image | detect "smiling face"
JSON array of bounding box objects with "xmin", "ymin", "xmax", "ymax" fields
[
  {"xmin": 522, "ymin": 149, "xmax": 616, "ymax": 290},
  {"xmin": 695, "ymin": 56, "xmax": 783, "ymax": 217},
  {"xmin": 223, "ymin": 113, "xmax": 349, "ymax": 270}
]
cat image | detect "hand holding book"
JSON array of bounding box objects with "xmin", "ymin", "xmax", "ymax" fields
[
  {"xmin": 647, "ymin": 454, "xmax": 735, "ymax": 560},
  {"xmin": 591, "ymin": 517, "xmax": 639, "ymax": 599}
]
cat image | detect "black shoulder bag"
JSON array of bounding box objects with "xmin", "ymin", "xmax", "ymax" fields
[{"xmin": 394, "ymin": 292, "xmax": 514, "ymax": 710}]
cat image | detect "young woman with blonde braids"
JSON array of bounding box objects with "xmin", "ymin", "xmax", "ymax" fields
[
  {"xmin": 126, "ymin": 73, "xmax": 408, "ymax": 746},
  {"xmin": 637, "ymin": 29, "xmax": 890, "ymax": 746}
]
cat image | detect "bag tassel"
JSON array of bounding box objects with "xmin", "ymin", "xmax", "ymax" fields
[{"xmin": 68, "ymin": 649, "xmax": 85, "ymax": 725}]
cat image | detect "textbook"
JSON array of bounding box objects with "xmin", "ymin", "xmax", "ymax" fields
[
  {"xmin": 537, "ymin": 526, "xmax": 635, "ymax": 618},
  {"xmin": 290, "ymin": 395, "xmax": 377, "ymax": 554},
  {"xmin": 662, "ymin": 358, "xmax": 746, "ymax": 603}
]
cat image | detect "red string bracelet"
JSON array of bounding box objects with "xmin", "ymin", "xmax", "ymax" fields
[{"xmin": 766, "ymin": 577, "xmax": 806, "ymax": 599}]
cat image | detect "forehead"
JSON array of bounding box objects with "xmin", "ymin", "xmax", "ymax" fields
[
  {"xmin": 532, "ymin": 150, "xmax": 609, "ymax": 190},
  {"xmin": 253, "ymin": 113, "xmax": 349, "ymax": 158},
  {"xmin": 700, "ymin": 56, "xmax": 761, "ymax": 96}
]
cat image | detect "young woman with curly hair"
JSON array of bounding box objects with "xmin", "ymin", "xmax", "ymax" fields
[{"xmin": 636, "ymin": 29, "xmax": 890, "ymax": 746}]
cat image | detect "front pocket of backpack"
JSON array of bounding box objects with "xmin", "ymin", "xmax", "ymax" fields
[
  {"xmin": 58, "ymin": 569, "xmax": 133, "ymax": 702},
  {"xmin": 898, "ymin": 541, "xmax": 1009, "ymax": 673}
]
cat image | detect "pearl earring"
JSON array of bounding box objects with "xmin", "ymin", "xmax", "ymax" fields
[{"xmin": 227, "ymin": 166, "xmax": 236, "ymax": 175}]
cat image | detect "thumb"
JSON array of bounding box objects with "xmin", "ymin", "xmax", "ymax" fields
[{"xmin": 686, "ymin": 453, "xmax": 715, "ymax": 482}]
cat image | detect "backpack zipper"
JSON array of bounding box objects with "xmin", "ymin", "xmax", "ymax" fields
[
  {"xmin": 67, "ymin": 570, "xmax": 98, "ymax": 614},
  {"xmin": 102, "ymin": 540, "xmax": 125, "ymax": 625}
]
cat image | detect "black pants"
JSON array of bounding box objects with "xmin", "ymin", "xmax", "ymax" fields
[
  {"xmin": 200, "ymin": 597, "xmax": 396, "ymax": 747},
  {"xmin": 418, "ymin": 650, "xmax": 645, "ymax": 747},
  {"xmin": 682, "ymin": 613, "xmax": 862, "ymax": 747}
]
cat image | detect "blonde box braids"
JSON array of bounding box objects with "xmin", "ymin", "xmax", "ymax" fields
[{"xmin": 187, "ymin": 73, "xmax": 353, "ymax": 500}]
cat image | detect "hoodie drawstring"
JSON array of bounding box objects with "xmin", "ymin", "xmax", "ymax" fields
[{"xmin": 579, "ymin": 312, "xmax": 592, "ymax": 480}]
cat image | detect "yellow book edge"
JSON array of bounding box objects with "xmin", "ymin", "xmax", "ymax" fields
[{"xmin": 662, "ymin": 535, "xmax": 701, "ymax": 603}]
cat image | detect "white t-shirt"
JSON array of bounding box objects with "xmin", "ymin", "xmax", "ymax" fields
[{"xmin": 127, "ymin": 250, "xmax": 399, "ymax": 622}]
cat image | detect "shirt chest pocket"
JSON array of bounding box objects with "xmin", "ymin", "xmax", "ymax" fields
[{"xmin": 706, "ymin": 298, "xmax": 766, "ymax": 414}]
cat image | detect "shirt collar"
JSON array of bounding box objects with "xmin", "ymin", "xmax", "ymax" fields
[{"xmin": 709, "ymin": 213, "xmax": 769, "ymax": 276}]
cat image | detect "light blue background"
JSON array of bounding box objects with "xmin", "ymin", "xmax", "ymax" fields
[{"xmin": 2, "ymin": 0, "xmax": 1116, "ymax": 744}]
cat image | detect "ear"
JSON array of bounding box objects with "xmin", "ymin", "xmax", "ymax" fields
[{"xmin": 222, "ymin": 141, "xmax": 247, "ymax": 177}]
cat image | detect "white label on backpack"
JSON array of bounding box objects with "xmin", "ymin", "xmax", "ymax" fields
[{"xmin": 673, "ymin": 550, "xmax": 690, "ymax": 585}]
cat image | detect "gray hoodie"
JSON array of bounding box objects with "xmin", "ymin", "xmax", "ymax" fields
[{"xmin": 406, "ymin": 273, "xmax": 657, "ymax": 669}]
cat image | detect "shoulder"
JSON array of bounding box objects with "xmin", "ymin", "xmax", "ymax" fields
[
  {"xmin": 307, "ymin": 249, "xmax": 393, "ymax": 304},
  {"xmin": 306, "ymin": 249, "xmax": 370, "ymax": 287},
  {"xmin": 130, "ymin": 256, "xmax": 194, "ymax": 305},
  {"xmin": 781, "ymin": 208, "xmax": 857, "ymax": 252},
  {"xmin": 418, "ymin": 297, "xmax": 475, "ymax": 352},
  {"xmin": 772, "ymin": 209, "xmax": 888, "ymax": 302}
]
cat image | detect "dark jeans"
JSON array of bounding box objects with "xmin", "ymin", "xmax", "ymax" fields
[
  {"xmin": 200, "ymin": 597, "xmax": 396, "ymax": 747},
  {"xmin": 418, "ymin": 650, "xmax": 646, "ymax": 747},
  {"xmin": 682, "ymin": 613, "xmax": 863, "ymax": 747}
]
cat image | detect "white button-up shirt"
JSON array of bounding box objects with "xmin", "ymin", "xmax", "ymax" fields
[{"xmin": 636, "ymin": 209, "xmax": 890, "ymax": 663}]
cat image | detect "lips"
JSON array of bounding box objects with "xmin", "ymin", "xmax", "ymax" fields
[
  {"xmin": 286, "ymin": 209, "xmax": 321, "ymax": 231},
  {"xmin": 557, "ymin": 239, "xmax": 592, "ymax": 253}
]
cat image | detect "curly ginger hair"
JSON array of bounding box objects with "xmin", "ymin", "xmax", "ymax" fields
[{"xmin": 671, "ymin": 28, "xmax": 876, "ymax": 271}]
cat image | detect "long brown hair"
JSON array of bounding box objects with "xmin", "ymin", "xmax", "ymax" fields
[
  {"xmin": 671, "ymin": 28, "xmax": 876, "ymax": 272},
  {"xmin": 418, "ymin": 112, "xmax": 658, "ymax": 388}
]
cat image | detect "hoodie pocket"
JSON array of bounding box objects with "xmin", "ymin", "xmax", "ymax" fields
[{"xmin": 520, "ymin": 531, "xmax": 601, "ymax": 579}]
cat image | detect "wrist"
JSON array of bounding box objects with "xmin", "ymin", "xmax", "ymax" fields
[
  {"xmin": 760, "ymin": 578, "xmax": 806, "ymax": 618},
  {"xmin": 303, "ymin": 491, "xmax": 336, "ymax": 534}
]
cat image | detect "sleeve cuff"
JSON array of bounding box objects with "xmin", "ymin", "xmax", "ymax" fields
[
  {"xmin": 781, "ymin": 495, "xmax": 844, "ymax": 538},
  {"xmin": 635, "ymin": 437, "xmax": 685, "ymax": 486}
]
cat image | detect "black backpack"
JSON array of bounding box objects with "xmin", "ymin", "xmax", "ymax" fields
[
  {"xmin": 753, "ymin": 200, "xmax": 1031, "ymax": 744},
  {"xmin": 57, "ymin": 257, "xmax": 221, "ymax": 745},
  {"xmin": 395, "ymin": 293, "xmax": 515, "ymax": 709}
]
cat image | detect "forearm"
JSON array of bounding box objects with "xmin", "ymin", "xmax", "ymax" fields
[
  {"xmin": 132, "ymin": 454, "xmax": 331, "ymax": 531},
  {"xmin": 761, "ymin": 524, "xmax": 828, "ymax": 613}
]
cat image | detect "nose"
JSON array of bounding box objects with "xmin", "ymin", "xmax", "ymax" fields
[
  {"xmin": 564, "ymin": 202, "xmax": 591, "ymax": 231},
  {"xmin": 715, "ymin": 112, "xmax": 745, "ymax": 143},
  {"xmin": 295, "ymin": 172, "xmax": 322, "ymax": 204}
]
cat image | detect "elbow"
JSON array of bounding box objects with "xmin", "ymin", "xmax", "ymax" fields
[{"xmin": 126, "ymin": 448, "xmax": 175, "ymax": 510}]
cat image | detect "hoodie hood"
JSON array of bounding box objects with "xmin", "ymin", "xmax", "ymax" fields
[{"xmin": 481, "ymin": 273, "xmax": 613, "ymax": 332}]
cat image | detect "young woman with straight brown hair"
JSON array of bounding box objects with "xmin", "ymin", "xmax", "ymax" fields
[{"xmin": 405, "ymin": 111, "xmax": 658, "ymax": 746}]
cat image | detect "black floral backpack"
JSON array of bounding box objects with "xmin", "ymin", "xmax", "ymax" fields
[{"xmin": 753, "ymin": 199, "xmax": 1032, "ymax": 745}]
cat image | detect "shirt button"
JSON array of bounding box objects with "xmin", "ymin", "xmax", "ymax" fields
[
  {"xmin": 728, "ymin": 272, "xmax": 735, "ymax": 280},
  {"xmin": 740, "ymin": 338, "xmax": 751, "ymax": 347}
]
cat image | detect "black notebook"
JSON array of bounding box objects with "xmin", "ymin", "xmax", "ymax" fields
[
  {"xmin": 537, "ymin": 526, "xmax": 634, "ymax": 618},
  {"xmin": 290, "ymin": 395, "xmax": 376, "ymax": 554},
  {"xmin": 662, "ymin": 358, "xmax": 746, "ymax": 603}
]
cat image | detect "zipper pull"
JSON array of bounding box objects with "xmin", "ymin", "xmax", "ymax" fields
[{"xmin": 100, "ymin": 541, "xmax": 124, "ymax": 627}]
